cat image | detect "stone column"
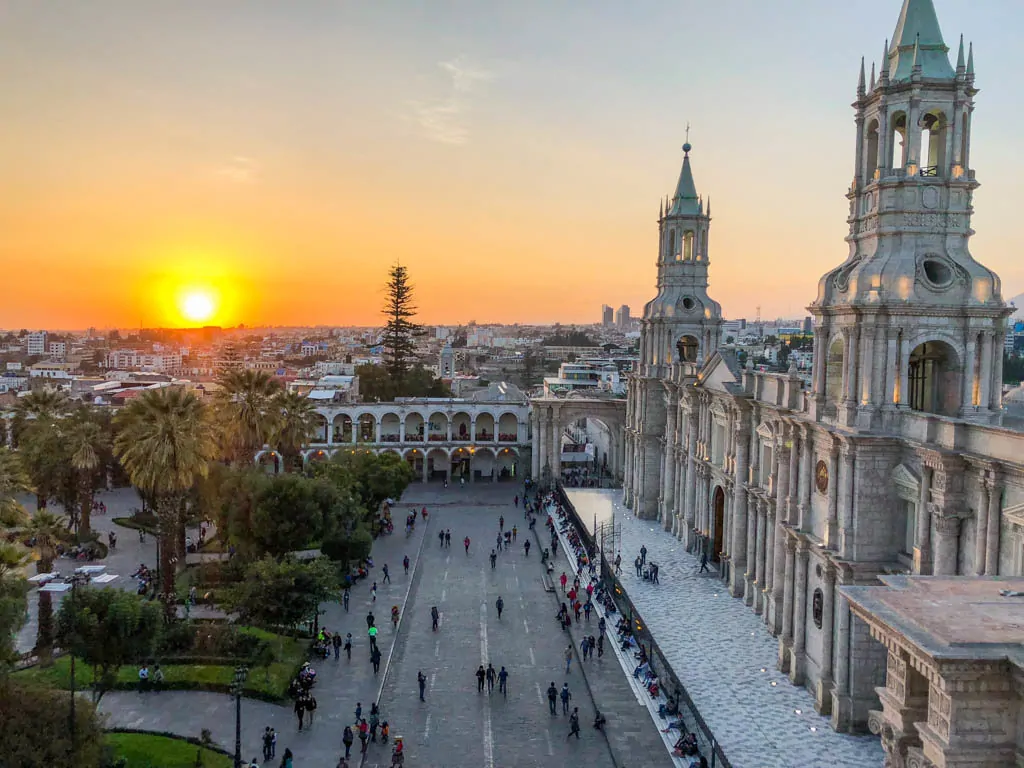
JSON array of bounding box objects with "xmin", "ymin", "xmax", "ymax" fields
[
  {"xmin": 375, "ymin": 418, "xmax": 382, "ymax": 444},
  {"xmin": 446, "ymin": 416, "xmax": 452, "ymax": 442},
  {"xmin": 975, "ymin": 476, "xmax": 990, "ymax": 576},
  {"xmin": 550, "ymin": 413, "xmax": 561, "ymax": 480},
  {"xmin": 730, "ymin": 426, "xmax": 750, "ymax": 598},
  {"xmin": 789, "ymin": 542, "xmax": 809, "ymax": 685},
  {"xmin": 933, "ymin": 513, "xmax": 961, "ymax": 576},
  {"xmin": 771, "ymin": 437, "xmax": 791, "ymax": 633},
  {"xmin": 754, "ymin": 499, "xmax": 766, "ymax": 614},
  {"xmin": 914, "ymin": 466, "xmax": 932, "ymax": 574},
  {"xmin": 786, "ymin": 428, "xmax": 799, "ymax": 522},
  {"xmin": 985, "ymin": 474, "xmax": 1002, "ymax": 576},
  {"xmin": 744, "ymin": 496, "xmax": 757, "ymax": 607},
  {"xmin": 764, "ymin": 505, "xmax": 776, "ymax": 628},
  {"xmin": 868, "ymin": 647, "xmax": 929, "ymax": 768},
  {"xmin": 662, "ymin": 445, "xmax": 676, "ymax": 532},
  {"xmin": 683, "ymin": 425, "xmax": 698, "ymax": 550},
  {"xmin": 826, "ymin": 444, "xmax": 839, "ymax": 549},
  {"xmin": 422, "ymin": 457, "xmax": 428, "ymax": 483},
  {"xmin": 537, "ymin": 412, "xmax": 547, "ymax": 478},
  {"xmin": 815, "ymin": 565, "xmax": 836, "ymax": 715},
  {"xmin": 779, "ymin": 537, "xmax": 796, "ymax": 672},
  {"xmin": 399, "ymin": 419, "xmax": 405, "ymax": 444},
  {"xmin": 831, "ymin": 592, "xmax": 853, "ymax": 732},
  {"xmin": 978, "ymin": 331, "xmax": 993, "ymax": 411},
  {"xmin": 325, "ymin": 416, "xmax": 333, "ymax": 445},
  {"xmin": 839, "ymin": 444, "xmax": 856, "ymax": 558},
  {"xmin": 797, "ymin": 427, "xmax": 812, "ymax": 530}
]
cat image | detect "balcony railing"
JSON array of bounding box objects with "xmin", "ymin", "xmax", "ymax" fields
[
  {"xmin": 474, "ymin": 432, "xmax": 494, "ymax": 441},
  {"xmin": 498, "ymin": 433, "xmax": 518, "ymax": 442}
]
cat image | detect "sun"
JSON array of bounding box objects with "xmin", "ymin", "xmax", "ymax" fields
[{"xmin": 179, "ymin": 290, "xmax": 217, "ymax": 323}]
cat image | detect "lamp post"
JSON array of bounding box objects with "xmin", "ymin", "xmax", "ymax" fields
[{"xmin": 231, "ymin": 665, "xmax": 249, "ymax": 768}]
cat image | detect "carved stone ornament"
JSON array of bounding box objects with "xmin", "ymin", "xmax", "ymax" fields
[
  {"xmin": 922, "ymin": 186, "xmax": 940, "ymax": 210},
  {"xmin": 812, "ymin": 588, "xmax": 824, "ymax": 629},
  {"xmin": 815, "ymin": 460, "xmax": 829, "ymax": 494}
]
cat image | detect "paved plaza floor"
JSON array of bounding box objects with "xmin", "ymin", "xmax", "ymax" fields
[
  {"xmin": 53, "ymin": 482, "xmax": 668, "ymax": 767},
  {"xmin": 566, "ymin": 488, "xmax": 885, "ymax": 768}
]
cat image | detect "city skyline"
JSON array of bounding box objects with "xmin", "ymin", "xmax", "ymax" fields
[{"xmin": 2, "ymin": 1, "xmax": 1022, "ymax": 330}]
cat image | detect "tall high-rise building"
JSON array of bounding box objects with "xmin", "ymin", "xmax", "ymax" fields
[
  {"xmin": 615, "ymin": 305, "xmax": 631, "ymax": 329},
  {"xmin": 601, "ymin": 305, "xmax": 614, "ymax": 326}
]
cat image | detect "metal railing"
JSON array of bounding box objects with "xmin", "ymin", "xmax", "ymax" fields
[{"xmin": 554, "ymin": 484, "xmax": 733, "ymax": 768}]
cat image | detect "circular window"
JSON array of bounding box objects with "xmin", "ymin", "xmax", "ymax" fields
[
  {"xmin": 922, "ymin": 258, "xmax": 953, "ymax": 287},
  {"xmin": 682, "ymin": 297, "xmax": 696, "ymax": 311}
]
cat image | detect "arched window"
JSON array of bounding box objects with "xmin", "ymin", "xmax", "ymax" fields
[
  {"xmin": 683, "ymin": 231, "xmax": 694, "ymax": 261},
  {"xmin": 676, "ymin": 335, "xmax": 699, "ymax": 363},
  {"xmin": 891, "ymin": 112, "xmax": 907, "ymax": 169},
  {"xmin": 824, "ymin": 337, "xmax": 845, "ymax": 415},
  {"xmin": 865, "ymin": 119, "xmax": 879, "ymax": 177},
  {"xmin": 920, "ymin": 111, "xmax": 946, "ymax": 176},
  {"xmin": 667, "ymin": 230, "xmax": 677, "ymax": 260},
  {"xmin": 960, "ymin": 110, "xmax": 969, "ymax": 166},
  {"xmin": 908, "ymin": 341, "xmax": 961, "ymax": 416}
]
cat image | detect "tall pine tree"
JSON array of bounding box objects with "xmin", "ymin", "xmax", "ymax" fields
[{"xmin": 381, "ymin": 263, "xmax": 422, "ymax": 384}]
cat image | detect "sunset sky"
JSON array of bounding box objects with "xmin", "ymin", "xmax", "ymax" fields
[{"xmin": 2, "ymin": 0, "xmax": 1022, "ymax": 330}]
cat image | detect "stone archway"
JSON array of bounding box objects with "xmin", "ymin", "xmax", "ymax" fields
[
  {"xmin": 530, "ymin": 396, "xmax": 626, "ymax": 484},
  {"xmin": 712, "ymin": 485, "xmax": 726, "ymax": 563}
]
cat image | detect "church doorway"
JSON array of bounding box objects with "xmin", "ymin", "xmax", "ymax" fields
[{"xmin": 712, "ymin": 486, "xmax": 725, "ymax": 563}]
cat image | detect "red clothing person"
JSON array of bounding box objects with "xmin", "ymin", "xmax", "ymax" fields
[{"xmin": 560, "ymin": 572, "xmax": 568, "ymax": 592}]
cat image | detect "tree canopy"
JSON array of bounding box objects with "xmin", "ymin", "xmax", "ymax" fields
[
  {"xmin": 226, "ymin": 555, "xmax": 337, "ymax": 630},
  {"xmin": 380, "ymin": 263, "xmax": 422, "ymax": 382},
  {"xmin": 56, "ymin": 587, "xmax": 162, "ymax": 704},
  {"xmin": 355, "ymin": 363, "xmax": 450, "ymax": 402}
]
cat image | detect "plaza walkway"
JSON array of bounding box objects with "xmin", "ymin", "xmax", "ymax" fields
[
  {"xmin": 67, "ymin": 483, "xmax": 669, "ymax": 767},
  {"xmin": 566, "ymin": 488, "xmax": 884, "ymax": 768}
]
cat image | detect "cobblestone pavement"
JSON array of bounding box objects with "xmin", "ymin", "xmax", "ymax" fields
[{"xmin": 566, "ymin": 489, "xmax": 884, "ymax": 768}]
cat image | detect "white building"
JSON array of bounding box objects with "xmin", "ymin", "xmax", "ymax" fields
[
  {"xmin": 26, "ymin": 332, "xmax": 47, "ymax": 356},
  {"xmin": 543, "ymin": 362, "xmax": 624, "ymax": 397},
  {"xmin": 258, "ymin": 386, "xmax": 531, "ymax": 483},
  {"xmin": 624, "ymin": 2, "xmax": 1024, "ymax": 763},
  {"xmin": 48, "ymin": 341, "xmax": 67, "ymax": 359}
]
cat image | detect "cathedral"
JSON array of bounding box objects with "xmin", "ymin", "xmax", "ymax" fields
[{"xmin": 624, "ymin": 0, "xmax": 1023, "ymax": 762}]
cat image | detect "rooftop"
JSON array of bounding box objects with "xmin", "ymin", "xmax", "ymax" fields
[{"xmin": 842, "ymin": 576, "xmax": 1024, "ymax": 666}]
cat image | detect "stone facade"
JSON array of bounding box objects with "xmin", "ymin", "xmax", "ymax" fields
[{"xmin": 623, "ymin": 0, "xmax": 1024, "ymax": 744}]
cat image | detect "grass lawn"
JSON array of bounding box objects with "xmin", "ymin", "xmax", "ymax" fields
[
  {"xmin": 106, "ymin": 732, "xmax": 232, "ymax": 768},
  {"xmin": 15, "ymin": 627, "xmax": 307, "ymax": 701},
  {"xmin": 111, "ymin": 516, "xmax": 158, "ymax": 535}
]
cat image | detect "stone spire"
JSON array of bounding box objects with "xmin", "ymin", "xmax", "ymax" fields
[
  {"xmin": 956, "ymin": 34, "xmax": 966, "ymax": 74},
  {"xmin": 887, "ymin": 0, "xmax": 955, "ymax": 81},
  {"xmin": 857, "ymin": 57, "xmax": 866, "ymax": 97},
  {"xmin": 967, "ymin": 41, "xmax": 975, "ymax": 78},
  {"xmin": 869, "ymin": 61, "xmax": 876, "ymax": 91},
  {"xmin": 878, "ymin": 39, "xmax": 890, "ymax": 85},
  {"xmin": 668, "ymin": 143, "xmax": 700, "ymax": 216}
]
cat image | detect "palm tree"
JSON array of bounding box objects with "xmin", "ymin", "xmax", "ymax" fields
[
  {"xmin": 25, "ymin": 510, "xmax": 66, "ymax": 666},
  {"xmin": 0, "ymin": 540, "xmax": 31, "ymax": 665},
  {"xmin": 64, "ymin": 410, "xmax": 109, "ymax": 539},
  {"xmin": 0, "ymin": 448, "xmax": 31, "ymax": 530},
  {"xmin": 14, "ymin": 388, "xmax": 69, "ymax": 421},
  {"xmin": 272, "ymin": 391, "xmax": 318, "ymax": 472},
  {"xmin": 113, "ymin": 387, "xmax": 217, "ymax": 613},
  {"xmin": 215, "ymin": 369, "xmax": 283, "ymax": 463}
]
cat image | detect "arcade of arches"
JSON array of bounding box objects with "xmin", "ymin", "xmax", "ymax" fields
[{"xmin": 529, "ymin": 397, "xmax": 626, "ymax": 482}]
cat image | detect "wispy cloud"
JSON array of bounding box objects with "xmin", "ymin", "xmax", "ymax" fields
[
  {"xmin": 410, "ymin": 57, "xmax": 493, "ymax": 146},
  {"xmin": 212, "ymin": 156, "xmax": 260, "ymax": 184}
]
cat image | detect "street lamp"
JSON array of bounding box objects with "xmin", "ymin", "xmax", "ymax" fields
[{"xmin": 231, "ymin": 665, "xmax": 249, "ymax": 768}]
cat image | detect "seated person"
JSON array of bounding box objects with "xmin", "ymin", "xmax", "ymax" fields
[
  {"xmin": 661, "ymin": 718, "xmax": 687, "ymax": 733},
  {"xmin": 593, "ymin": 710, "xmax": 606, "ymax": 731},
  {"xmin": 633, "ymin": 661, "xmax": 649, "ymax": 679}
]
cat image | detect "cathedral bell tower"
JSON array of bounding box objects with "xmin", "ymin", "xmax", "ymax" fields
[
  {"xmin": 626, "ymin": 143, "xmax": 723, "ymax": 519},
  {"xmin": 810, "ymin": 0, "xmax": 1011, "ymax": 429}
]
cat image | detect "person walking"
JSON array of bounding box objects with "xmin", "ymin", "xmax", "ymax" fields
[
  {"xmin": 342, "ymin": 726, "xmax": 354, "ymax": 759},
  {"xmin": 355, "ymin": 702, "xmax": 362, "ymax": 722},
  {"xmin": 439, "ymin": 530, "xmax": 445, "ymax": 548},
  {"xmin": 635, "ymin": 556, "xmax": 643, "ymax": 577},
  {"xmin": 495, "ymin": 596, "xmax": 504, "ymax": 619},
  {"xmin": 371, "ymin": 581, "xmax": 378, "ymax": 602},
  {"xmin": 498, "ymin": 666, "xmax": 508, "ymax": 697},
  {"xmin": 514, "ymin": 495, "xmax": 519, "ymax": 508},
  {"xmin": 344, "ymin": 632, "xmax": 352, "ymax": 660},
  {"xmin": 495, "ymin": 534, "xmax": 502, "ymax": 552},
  {"xmin": 262, "ymin": 727, "xmax": 274, "ymax": 762},
  {"xmin": 580, "ymin": 636, "xmax": 590, "ymax": 661},
  {"xmin": 403, "ymin": 555, "xmax": 410, "ymax": 575},
  {"xmin": 332, "ymin": 632, "xmax": 342, "ymax": 660},
  {"xmin": 560, "ymin": 572, "xmax": 568, "ymax": 592},
  {"xmin": 640, "ymin": 545, "xmax": 648, "ymax": 566},
  {"xmin": 499, "ymin": 515, "xmax": 504, "ymax": 531},
  {"xmin": 476, "ymin": 665, "xmax": 486, "ymax": 692},
  {"xmin": 371, "ymin": 646, "xmax": 382, "ymax": 675},
  {"xmin": 512, "ymin": 526, "xmax": 517, "ymax": 542},
  {"xmin": 294, "ymin": 695, "xmax": 306, "ymax": 730},
  {"xmin": 279, "ymin": 748, "xmax": 294, "ymax": 768},
  {"xmin": 418, "ymin": 670, "xmax": 427, "ymax": 701},
  {"xmin": 358, "ymin": 720, "xmax": 369, "ymax": 755},
  {"xmin": 546, "ymin": 682, "xmax": 558, "ymax": 715},
  {"xmin": 524, "ymin": 539, "xmax": 531, "ymax": 557},
  {"xmin": 568, "ymin": 707, "xmax": 580, "ymax": 739},
  {"xmin": 366, "ymin": 611, "xmax": 375, "ymax": 629},
  {"xmin": 464, "ymin": 536, "xmax": 471, "ymax": 555},
  {"xmin": 445, "ymin": 529, "xmax": 451, "ymax": 548},
  {"xmin": 490, "ymin": 549, "xmax": 497, "ymax": 569},
  {"xmin": 343, "ymin": 587, "xmax": 350, "ymax": 612},
  {"xmin": 560, "ymin": 683, "xmax": 572, "ymax": 714},
  {"xmin": 431, "ymin": 605, "xmax": 440, "ymax": 631},
  {"xmin": 382, "ymin": 564, "xmax": 390, "ymax": 584},
  {"xmin": 368, "ymin": 625, "xmax": 378, "ymax": 651},
  {"xmin": 486, "ymin": 663, "xmax": 496, "ymax": 694},
  {"xmin": 699, "ymin": 551, "xmax": 710, "ymax": 573},
  {"xmin": 584, "ymin": 601, "xmax": 592, "ymax": 622},
  {"xmin": 597, "ymin": 633, "xmax": 605, "ymax": 658},
  {"xmin": 564, "ymin": 644, "xmax": 573, "ymax": 674},
  {"xmin": 614, "ymin": 552, "xmax": 622, "ymax": 575}
]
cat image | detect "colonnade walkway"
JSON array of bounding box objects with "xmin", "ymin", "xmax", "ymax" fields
[{"xmin": 565, "ymin": 489, "xmax": 884, "ymax": 768}]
